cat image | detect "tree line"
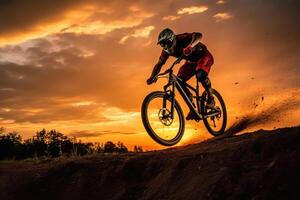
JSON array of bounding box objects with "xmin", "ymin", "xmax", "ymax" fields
[{"xmin": 0, "ymin": 127, "xmax": 143, "ymax": 160}]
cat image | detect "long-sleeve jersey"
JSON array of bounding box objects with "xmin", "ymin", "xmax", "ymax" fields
[{"xmin": 159, "ymin": 32, "xmax": 208, "ymax": 63}]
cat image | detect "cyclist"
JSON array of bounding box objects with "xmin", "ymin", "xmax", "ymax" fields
[{"xmin": 147, "ymin": 28, "xmax": 215, "ymax": 120}]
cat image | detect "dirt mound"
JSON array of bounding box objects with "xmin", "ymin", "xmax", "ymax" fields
[{"xmin": 1, "ymin": 126, "xmax": 299, "ymax": 200}]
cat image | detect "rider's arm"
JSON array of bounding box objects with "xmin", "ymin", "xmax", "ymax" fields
[
  {"xmin": 190, "ymin": 32, "xmax": 203, "ymax": 47},
  {"xmin": 150, "ymin": 59, "xmax": 164, "ymax": 77},
  {"xmin": 183, "ymin": 32, "xmax": 202, "ymax": 56},
  {"xmin": 149, "ymin": 50, "xmax": 169, "ymax": 78}
]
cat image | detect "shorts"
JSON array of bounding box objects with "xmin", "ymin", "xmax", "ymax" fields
[{"xmin": 177, "ymin": 51, "xmax": 214, "ymax": 81}]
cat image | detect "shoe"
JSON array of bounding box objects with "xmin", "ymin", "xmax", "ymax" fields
[
  {"xmin": 186, "ymin": 111, "xmax": 199, "ymax": 120},
  {"xmin": 206, "ymin": 96, "xmax": 215, "ymax": 109}
]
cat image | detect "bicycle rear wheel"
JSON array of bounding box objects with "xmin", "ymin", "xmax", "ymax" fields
[
  {"xmin": 201, "ymin": 89, "xmax": 227, "ymax": 136},
  {"xmin": 141, "ymin": 91, "xmax": 185, "ymax": 146}
]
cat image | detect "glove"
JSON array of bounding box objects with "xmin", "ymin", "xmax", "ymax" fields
[
  {"xmin": 146, "ymin": 76, "xmax": 157, "ymax": 85},
  {"xmin": 183, "ymin": 45, "xmax": 193, "ymax": 56}
]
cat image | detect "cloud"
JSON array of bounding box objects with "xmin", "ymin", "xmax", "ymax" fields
[
  {"xmin": 161, "ymin": 5, "xmax": 208, "ymax": 22},
  {"xmin": 61, "ymin": 8, "xmax": 154, "ymax": 36},
  {"xmin": 0, "ymin": 30, "xmax": 153, "ymax": 124},
  {"xmin": 0, "ymin": 2, "xmax": 93, "ymax": 46},
  {"xmin": 213, "ymin": 12, "xmax": 233, "ymax": 22},
  {"xmin": 0, "ymin": 37, "xmax": 103, "ymax": 123},
  {"xmin": 119, "ymin": 26, "xmax": 155, "ymax": 44},
  {"xmin": 71, "ymin": 101, "xmax": 94, "ymax": 106},
  {"xmin": 162, "ymin": 15, "xmax": 181, "ymax": 21},
  {"xmin": 177, "ymin": 6, "xmax": 208, "ymax": 15},
  {"xmin": 216, "ymin": 0, "xmax": 226, "ymax": 4},
  {"xmin": 0, "ymin": 1, "xmax": 155, "ymax": 46}
]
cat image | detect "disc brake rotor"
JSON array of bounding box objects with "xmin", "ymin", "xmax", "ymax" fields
[
  {"xmin": 215, "ymin": 106, "xmax": 222, "ymax": 119},
  {"xmin": 209, "ymin": 107, "xmax": 222, "ymax": 127},
  {"xmin": 158, "ymin": 108, "xmax": 173, "ymax": 126}
]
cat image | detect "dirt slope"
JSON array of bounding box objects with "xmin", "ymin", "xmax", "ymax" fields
[{"xmin": 1, "ymin": 126, "xmax": 299, "ymax": 200}]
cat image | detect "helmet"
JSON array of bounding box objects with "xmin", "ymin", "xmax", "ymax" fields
[{"xmin": 157, "ymin": 28, "xmax": 176, "ymax": 53}]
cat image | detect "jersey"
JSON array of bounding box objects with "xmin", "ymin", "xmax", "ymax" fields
[{"xmin": 159, "ymin": 32, "xmax": 208, "ymax": 63}]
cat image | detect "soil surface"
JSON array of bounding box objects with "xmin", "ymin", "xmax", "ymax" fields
[{"xmin": 1, "ymin": 126, "xmax": 299, "ymax": 200}]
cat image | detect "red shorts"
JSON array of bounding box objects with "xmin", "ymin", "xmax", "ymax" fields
[{"xmin": 177, "ymin": 51, "xmax": 214, "ymax": 81}]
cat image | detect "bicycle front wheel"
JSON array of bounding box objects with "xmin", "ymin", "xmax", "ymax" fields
[{"xmin": 141, "ymin": 91, "xmax": 185, "ymax": 146}]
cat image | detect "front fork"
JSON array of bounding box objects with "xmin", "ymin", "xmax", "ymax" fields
[{"xmin": 162, "ymin": 81, "xmax": 176, "ymax": 119}]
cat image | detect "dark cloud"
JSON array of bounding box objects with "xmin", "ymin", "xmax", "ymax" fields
[
  {"xmin": 0, "ymin": 0, "xmax": 85, "ymax": 36},
  {"xmin": 0, "ymin": 0, "xmax": 164, "ymax": 39}
]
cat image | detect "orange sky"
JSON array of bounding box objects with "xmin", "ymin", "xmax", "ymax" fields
[{"xmin": 0, "ymin": 0, "xmax": 299, "ymax": 150}]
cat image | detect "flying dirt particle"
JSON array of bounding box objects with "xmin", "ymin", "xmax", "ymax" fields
[
  {"xmin": 234, "ymin": 82, "xmax": 239, "ymax": 85},
  {"xmin": 261, "ymin": 96, "xmax": 264, "ymax": 102},
  {"xmin": 251, "ymin": 77, "xmax": 255, "ymax": 80},
  {"xmin": 225, "ymin": 95, "xmax": 300, "ymax": 136}
]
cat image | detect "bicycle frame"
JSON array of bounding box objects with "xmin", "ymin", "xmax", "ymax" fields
[
  {"xmin": 155, "ymin": 56, "xmax": 221, "ymax": 121},
  {"xmin": 162, "ymin": 70, "xmax": 203, "ymax": 120}
]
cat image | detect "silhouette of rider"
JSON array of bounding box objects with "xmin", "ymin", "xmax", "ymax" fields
[{"xmin": 147, "ymin": 28, "xmax": 215, "ymax": 120}]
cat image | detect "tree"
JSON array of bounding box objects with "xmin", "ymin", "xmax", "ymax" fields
[
  {"xmin": 23, "ymin": 129, "xmax": 48, "ymax": 157},
  {"xmin": 47, "ymin": 130, "xmax": 64, "ymax": 157},
  {"xmin": 0, "ymin": 131, "xmax": 24, "ymax": 159},
  {"xmin": 73, "ymin": 141, "xmax": 94, "ymax": 156},
  {"xmin": 94, "ymin": 142, "xmax": 104, "ymax": 153},
  {"xmin": 0, "ymin": 127, "xmax": 131, "ymax": 160},
  {"xmin": 104, "ymin": 141, "xmax": 116, "ymax": 153},
  {"xmin": 116, "ymin": 142, "xmax": 128, "ymax": 153},
  {"xmin": 133, "ymin": 145, "xmax": 143, "ymax": 153}
]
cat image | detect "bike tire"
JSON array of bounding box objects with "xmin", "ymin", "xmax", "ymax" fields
[
  {"xmin": 201, "ymin": 89, "xmax": 227, "ymax": 136},
  {"xmin": 141, "ymin": 91, "xmax": 185, "ymax": 146}
]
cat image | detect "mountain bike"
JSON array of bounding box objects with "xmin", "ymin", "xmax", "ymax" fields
[{"xmin": 141, "ymin": 56, "xmax": 227, "ymax": 146}]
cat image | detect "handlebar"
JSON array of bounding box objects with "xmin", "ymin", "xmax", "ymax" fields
[{"xmin": 155, "ymin": 55, "xmax": 184, "ymax": 78}]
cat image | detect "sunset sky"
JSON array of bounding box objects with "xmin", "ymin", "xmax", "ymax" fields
[{"xmin": 0, "ymin": 0, "xmax": 299, "ymax": 150}]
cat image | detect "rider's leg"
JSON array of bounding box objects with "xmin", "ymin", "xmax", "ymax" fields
[
  {"xmin": 196, "ymin": 51, "xmax": 215, "ymax": 108},
  {"xmin": 196, "ymin": 70, "xmax": 215, "ymax": 107}
]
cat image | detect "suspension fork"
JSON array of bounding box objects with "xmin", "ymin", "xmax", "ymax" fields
[{"xmin": 162, "ymin": 81, "xmax": 176, "ymax": 119}]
